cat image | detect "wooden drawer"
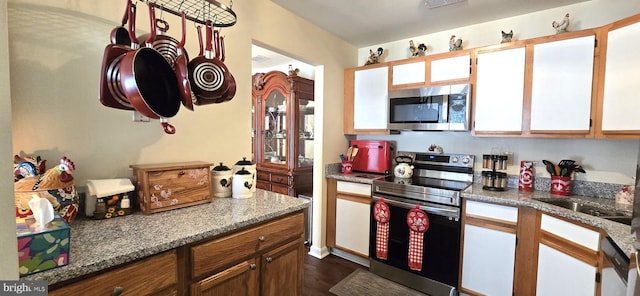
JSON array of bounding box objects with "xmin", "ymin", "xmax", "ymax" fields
[
  {"xmin": 271, "ymin": 183, "xmax": 290, "ymax": 195},
  {"xmin": 257, "ymin": 171, "xmax": 271, "ymax": 182},
  {"xmin": 271, "ymin": 173, "xmax": 289, "ymax": 185},
  {"xmin": 191, "ymin": 212, "xmax": 304, "ymax": 278},
  {"xmin": 50, "ymin": 250, "xmax": 177, "ymax": 296},
  {"xmin": 130, "ymin": 162, "xmax": 213, "ymax": 214}
]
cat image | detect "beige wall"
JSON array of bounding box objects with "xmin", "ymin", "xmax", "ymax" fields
[
  {"xmin": 1, "ymin": 0, "xmax": 18, "ymax": 280},
  {"xmin": 3, "ymin": 0, "xmax": 356, "ymax": 273}
]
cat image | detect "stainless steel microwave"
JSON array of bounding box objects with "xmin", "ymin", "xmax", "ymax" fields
[{"xmin": 388, "ymin": 84, "xmax": 471, "ymax": 131}]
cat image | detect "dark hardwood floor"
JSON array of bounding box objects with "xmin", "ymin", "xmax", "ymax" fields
[{"xmin": 303, "ymin": 253, "xmax": 367, "ymax": 296}]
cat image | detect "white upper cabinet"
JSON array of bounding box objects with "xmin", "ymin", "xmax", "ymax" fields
[
  {"xmin": 529, "ymin": 35, "xmax": 595, "ymax": 132},
  {"xmin": 600, "ymin": 20, "xmax": 640, "ymax": 132},
  {"xmin": 430, "ymin": 54, "xmax": 471, "ymax": 83},
  {"xmin": 391, "ymin": 60, "xmax": 425, "ymax": 87},
  {"xmin": 353, "ymin": 66, "xmax": 389, "ymax": 130},
  {"xmin": 474, "ymin": 47, "xmax": 526, "ymax": 133}
]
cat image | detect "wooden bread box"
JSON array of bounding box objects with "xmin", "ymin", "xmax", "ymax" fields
[{"xmin": 130, "ymin": 161, "xmax": 214, "ymax": 214}]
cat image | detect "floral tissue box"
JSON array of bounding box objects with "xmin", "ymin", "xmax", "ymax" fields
[{"xmin": 16, "ymin": 215, "xmax": 70, "ymax": 276}]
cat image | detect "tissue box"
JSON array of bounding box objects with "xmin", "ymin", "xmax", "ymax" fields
[
  {"xmin": 86, "ymin": 179, "xmax": 135, "ymax": 219},
  {"xmin": 16, "ymin": 215, "xmax": 70, "ymax": 276}
]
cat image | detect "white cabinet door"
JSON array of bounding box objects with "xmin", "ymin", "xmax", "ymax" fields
[
  {"xmin": 430, "ymin": 54, "xmax": 470, "ymax": 82},
  {"xmin": 391, "ymin": 60, "xmax": 425, "ymax": 86},
  {"xmin": 536, "ymin": 244, "xmax": 597, "ymax": 296},
  {"xmin": 530, "ymin": 35, "xmax": 595, "ymax": 132},
  {"xmin": 474, "ymin": 47, "xmax": 526, "ymax": 132},
  {"xmin": 353, "ymin": 67, "xmax": 388, "ymax": 129},
  {"xmin": 601, "ymin": 21, "xmax": 640, "ymax": 131},
  {"xmin": 461, "ymin": 201, "xmax": 518, "ymax": 296},
  {"xmin": 461, "ymin": 224, "xmax": 516, "ymax": 296},
  {"xmin": 335, "ymin": 198, "xmax": 370, "ymax": 256}
]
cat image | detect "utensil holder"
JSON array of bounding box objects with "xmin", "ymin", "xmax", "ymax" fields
[
  {"xmin": 550, "ymin": 176, "xmax": 571, "ymax": 196},
  {"xmin": 341, "ymin": 161, "xmax": 353, "ymax": 174}
]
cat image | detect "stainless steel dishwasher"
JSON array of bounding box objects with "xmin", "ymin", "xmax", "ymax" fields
[{"xmin": 298, "ymin": 193, "xmax": 312, "ymax": 246}]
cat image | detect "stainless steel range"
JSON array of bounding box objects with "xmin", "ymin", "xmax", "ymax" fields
[{"xmin": 369, "ymin": 152, "xmax": 474, "ymax": 296}]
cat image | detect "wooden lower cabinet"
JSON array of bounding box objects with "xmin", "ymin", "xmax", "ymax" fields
[
  {"xmin": 49, "ymin": 250, "xmax": 178, "ymax": 296},
  {"xmin": 49, "ymin": 212, "xmax": 305, "ymax": 296},
  {"xmin": 326, "ymin": 179, "xmax": 371, "ymax": 261},
  {"xmin": 189, "ymin": 212, "xmax": 305, "ymax": 296},
  {"xmin": 190, "ymin": 259, "xmax": 259, "ymax": 296}
]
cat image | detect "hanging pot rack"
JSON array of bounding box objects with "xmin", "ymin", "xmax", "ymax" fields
[{"xmin": 139, "ymin": 0, "xmax": 236, "ymax": 27}]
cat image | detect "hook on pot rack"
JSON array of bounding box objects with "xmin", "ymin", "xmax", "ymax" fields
[{"xmin": 140, "ymin": 0, "xmax": 236, "ymax": 27}]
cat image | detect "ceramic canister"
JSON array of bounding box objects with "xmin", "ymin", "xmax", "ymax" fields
[
  {"xmin": 233, "ymin": 157, "xmax": 256, "ymax": 192},
  {"xmin": 232, "ymin": 167, "xmax": 254, "ymax": 199},
  {"xmin": 211, "ymin": 162, "xmax": 232, "ymax": 198}
]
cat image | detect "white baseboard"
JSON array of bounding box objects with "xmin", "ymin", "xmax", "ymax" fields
[{"xmin": 308, "ymin": 245, "xmax": 330, "ymax": 259}]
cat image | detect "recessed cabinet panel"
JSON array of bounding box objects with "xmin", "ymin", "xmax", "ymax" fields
[
  {"xmin": 392, "ymin": 61, "xmax": 426, "ymax": 86},
  {"xmin": 601, "ymin": 21, "xmax": 640, "ymax": 131},
  {"xmin": 536, "ymin": 244, "xmax": 597, "ymax": 295},
  {"xmin": 530, "ymin": 35, "xmax": 595, "ymax": 132},
  {"xmin": 430, "ymin": 54, "xmax": 470, "ymax": 82},
  {"xmin": 335, "ymin": 197, "xmax": 370, "ymax": 256},
  {"xmin": 474, "ymin": 47, "xmax": 526, "ymax": 132},
  {"xmin": 354, "ymin": 67, "xmax": 388, "ymax": 129}
]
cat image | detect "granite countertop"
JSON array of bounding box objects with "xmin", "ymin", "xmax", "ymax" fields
[{"xmin": 23, "ymin": 189, "xmax": 310, "ymax": 285}]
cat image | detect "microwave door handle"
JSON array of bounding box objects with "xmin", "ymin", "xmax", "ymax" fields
[{"xmin": 442, "ymin": 95, "xmax": 449, "ymax": 122}]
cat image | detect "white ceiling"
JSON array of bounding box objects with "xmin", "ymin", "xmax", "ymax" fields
[
  {"xmin": 271, "ymin": 0, "xmax": 590, "ymax": 47},
  {"xmin": 252, "ymin": 0, "xmax": 590, "ymax": 74}
]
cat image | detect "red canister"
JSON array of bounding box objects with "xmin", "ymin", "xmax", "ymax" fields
[{"xmin": 518, "ymin": 161, "xmax": 534, "ymax": 192}]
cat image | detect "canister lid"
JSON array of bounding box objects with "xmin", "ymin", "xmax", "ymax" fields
[
  {"xmin": 235, "ymin": 167, "xmax": 252, "ymax": 175},
  {"xmin": 212, "ymin": 162, "xmax": 231, "ymax": 171},
  {"xmin": 234, "ymin": 157, "xmax": 253, "ymax": 166}
]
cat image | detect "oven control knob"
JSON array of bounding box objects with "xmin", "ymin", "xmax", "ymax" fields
[
  {"xmin": 451, "ymin": 156, "xmax": 459, "ymax": 163},
  {"xmin": 462, "ymin": 157, "xmax": 470, "ymax": 164}
]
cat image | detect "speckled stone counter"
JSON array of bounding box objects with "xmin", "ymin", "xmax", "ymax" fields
[{"xmin": 22, "ymin": 189, "xmax": 309, "ymax": 285}]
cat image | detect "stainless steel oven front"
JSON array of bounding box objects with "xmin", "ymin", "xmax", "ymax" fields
[{"xmin": 369, "ymin": 194, "xmax": 461, "ymax": 296}]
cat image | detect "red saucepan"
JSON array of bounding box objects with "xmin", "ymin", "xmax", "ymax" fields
[
  {"xmin": 217, "ymin": 33, "xmax": 236, "ymax": 102},
  {"xmin": 120, "ymin": 4, "xmax": 180, "ymax": 134},
  {"xmin": 110, "ymin": 0, "xmax": 132, "ymax": 46},
  {"xmin": 137, "ymin": 12, "xmax": 183, "ymax": 68},
  {"xmin": 188, "ymin": 20, "xmax": 228, "ymax": 103},
  {"xmin": 174, "ymin": 11, "xmax": 194, "ymax": 111},
  {"xmin": 99, "ymin": 1, "xmax": 136, "ymax": 110}
]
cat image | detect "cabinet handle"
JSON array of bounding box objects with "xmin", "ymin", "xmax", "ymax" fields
[
  {"xmin": 250, "ymin": 263, "xmax": 257, "ymax": 270},
  {"xmin": 265, "ymin": 257, "xmax": 273, "ymax": 263},
  {"xmin": 112, "ymin": 286, "xmax": 124, "ymax": 296},
  {"xmin": 258, "ymin": 236, "xmax": 265, "ymax": 242},
  {"xmin": 178, "ymin": 171, "xmax": 185, "ymax": 176}
]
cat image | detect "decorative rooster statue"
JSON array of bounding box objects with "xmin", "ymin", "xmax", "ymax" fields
[
  {"xmin": 14, "ymin": 156, "xmax": 75, "ymax": 192},
  {"xmin": 409, "ymin": 40, "xmax": 429, "ymax": 57},
  {"xmin": 449, "ymin": 35, "xmax": 463, "ymax": 51},
  {"xmin": 365, "ymin": 47, "xmax": 384, "ymax": 65},
  {"xmin": 552, "ymin": 13, "xmax": 570, "ymax": 34}
]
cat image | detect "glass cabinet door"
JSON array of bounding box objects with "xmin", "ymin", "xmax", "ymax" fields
[
  {"xmin": 298, "ymin": 99, "xmax": 314, "ymax": 167},
  {"xmin": 263, "ymin": 90, "xmax": 287, "ymax": 164}
]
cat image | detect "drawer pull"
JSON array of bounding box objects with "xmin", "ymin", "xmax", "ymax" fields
[
  {"xmin": 112, "ymin": 286, "xmax": 124, "ymax": 296},
  {"xmin": 250, "ymin": 263, "xmax": 257, "ymax": 270},
  {"xmin": 265, "ymin": 257, "xmax": 273, "ymax": 263},
  {"xmin": 178, "ymin": 171, "xmax": 185, "ymax": 176},
  {"xmin": 258, "ymin": 236, "xmax": 265, "ymax": 242}
]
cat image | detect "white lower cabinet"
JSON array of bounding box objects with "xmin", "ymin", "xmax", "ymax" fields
[
  {"xmin": 536, "ymin": 214, "xmax": 600, "ymax": 296},
  {"xmin": 460, "ymin": 200, "xmax": 518, "ymax": 296},
  {"xmin": 335, "ymin": 197, "xmax": 370, "ymax": 256}
]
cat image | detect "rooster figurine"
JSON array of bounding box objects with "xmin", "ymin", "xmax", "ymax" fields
[
  {"xmin": 14, "ymin": 156, "xmax": 75, "ymax": 192},
  {"xmin": 409, "ymin": 40, "xmax": 428, "ymax": 57},
  {"xmin": 364, "ymin": 47, "xmax": 384, "ymax": 65},
  {"xmin": 552, "ymin": 13, "xmax": 570, "ymax": 34},
  {"xmin": 449, "ymin": 35, "xmax": 463, "ymax": 51}
]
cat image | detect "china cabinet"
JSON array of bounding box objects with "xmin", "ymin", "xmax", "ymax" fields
[{"xmin": 252, "ymin": 71, "xmax": 314, "ymax": 197}]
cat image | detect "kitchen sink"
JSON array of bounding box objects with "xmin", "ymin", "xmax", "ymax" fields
[{"xmin": 536, "ymin": 198, "xmax": 631, "ymax": 225}]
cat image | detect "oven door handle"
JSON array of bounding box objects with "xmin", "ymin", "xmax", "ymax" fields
[{"xmin": 372, "ymin": 195, "xmax": 459, "ymax": 220}]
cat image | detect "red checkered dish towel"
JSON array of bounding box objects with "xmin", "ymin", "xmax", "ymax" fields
[
  {"xmin": 407, "ymin": 204, "xmax": 429, "ymax": 271},
  {"xmin": 374, "ymin": 198, "xmax": 390, "ymax": 259}
]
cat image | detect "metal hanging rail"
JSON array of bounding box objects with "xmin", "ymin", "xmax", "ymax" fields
[{"xmin": 140, "ymin": 0, "xmax": 236, "ymax": 27}]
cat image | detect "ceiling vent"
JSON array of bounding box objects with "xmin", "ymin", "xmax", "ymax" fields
[
  {"xmin": 251, "ymin": 55, "xmax": 270, "ymax": 63},
  {"xmin": 424, "ymin": 0, "xmax": 467, "ymax": 9}
]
